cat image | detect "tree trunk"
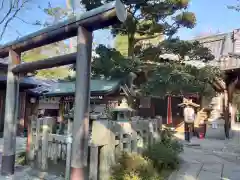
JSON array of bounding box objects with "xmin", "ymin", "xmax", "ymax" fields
[
  {"xmin": 126, "ymin": 16, "xmax": 137, "ymax": 59},
  {"xmin": 128, "ymin": 33, "xmax": 135, "ymax": 59}
]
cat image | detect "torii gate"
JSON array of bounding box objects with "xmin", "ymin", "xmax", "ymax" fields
[{"xmin": 0, "ymin": 1, "xmax": 127, "ymax": 179}]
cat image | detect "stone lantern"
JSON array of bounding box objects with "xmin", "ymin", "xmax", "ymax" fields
[{"xmin": 111, "ymin": 98, "xmax": 135, "ymax": 121}]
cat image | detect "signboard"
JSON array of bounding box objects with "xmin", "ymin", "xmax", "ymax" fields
[
  {"xmin": 39, "ymin": 96, "xmax": 61, "ymax": 104},
  {"xmin": 61, "ymin": 96, "xmax": 104, "ymax": 102}
]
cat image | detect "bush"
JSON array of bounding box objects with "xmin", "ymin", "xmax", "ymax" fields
[
  {"xmin": 16, "ymin": 151, "xmax": 27, "ymax": 166},
  {"xmin": 143, "ymin": 142, "xmax": 181, "ymax": 171},
  {"xmin": 110, "ymin": 152, "xmax": 162, "ymax": 180},
  {"xmin": 161, "ymin": 128, "xmax": 184, "ymax": 154},
  {"xmin": 143, "ymin": 128, "xmax": 183, "ymax": 171},
  {"xmin": 110, "ymin": 128, "xmax": 183, "ymax": 180}
]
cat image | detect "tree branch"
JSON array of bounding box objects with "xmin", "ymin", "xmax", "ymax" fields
[
  {"xmin": 15, "ymin": 16, "xmax": 39, "ymax": 25},
  {"xmin": 7, "ymin": 24, "xmax": 22, "ymax": 36},
  {"xmin": 135, "ymin": 34, "xmax": 160, "ymax": 42},
  {"xmin": 0, "ymin": 0, "xmax": 14, "ymax": 24},
  {"xmin": 0, "ymin": 0, "xmax": 29, "ymax": 40}
]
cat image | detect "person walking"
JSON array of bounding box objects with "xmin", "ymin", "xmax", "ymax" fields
[{"xmin": 183, "ymin": 104, "xmax": 195, "ymax": 142}]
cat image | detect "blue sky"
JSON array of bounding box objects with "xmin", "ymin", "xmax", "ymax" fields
[
  {"xmin": 179, "ymin": 0, "xmax": 240, "ymax": 39},
  {"xmin": 1, "ymin": 0, "xmax": 240, "ymax": 45},
  {"xmin": 0, "ymin": 0, "xmax": 113, "ymax": 46}
]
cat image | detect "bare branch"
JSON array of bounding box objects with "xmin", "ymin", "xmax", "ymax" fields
[
  {"xmin": 0, "ymin": 0, "xmax": 14, "ymax": 24},
  {"xmin": 7, "ymin": 24, "xmax": 22, "ymax": 36},
  {"xmin": 15, "ymin": 16, "xmax": 39, "ymax": 25},
  {"xmin": 0, "ymin": 0, "xmax": 30, "ymax": 40}
]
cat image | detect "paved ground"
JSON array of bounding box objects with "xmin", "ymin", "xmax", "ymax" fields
[
  {"xmin": 0, "ymin": 134, "xmax": 240, "ymax": 179},
  {"xmin": 168, "ymin": 133, "xmax": 240, "ymax": 180}
]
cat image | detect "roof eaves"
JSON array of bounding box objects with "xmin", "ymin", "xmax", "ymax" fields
[{"xmin": 42, "ymin": 79, "xmax": 123, "ymax": 97}]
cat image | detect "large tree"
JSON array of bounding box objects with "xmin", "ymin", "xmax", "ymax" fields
[
  {"xmin": 141, "ymin": 63, "xmax": 221, "ymax": 97},
  {"xmin": 91, "ymin": 33, "xmax": 218, "ymax": 97},
  {"xmin": 56, "ymin": 0, "xmax": 219, "ymax": 98},
  {"xmin": 81, "ymin": 0, "xmax": 196, "ymax": 58},
  {"xmin": 91, "ymin": 44, "xmax": 141, "ymax": 78}
]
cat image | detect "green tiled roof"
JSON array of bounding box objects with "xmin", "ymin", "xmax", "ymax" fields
[{"xmin": 44, "ymin": 79, "xmax": 122, "ymax": 96}]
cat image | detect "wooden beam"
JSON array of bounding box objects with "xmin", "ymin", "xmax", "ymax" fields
[
  {"xmin": 12, "ymin": 52, "xmax": 77, "ymax": 74},
  {"xmin": 0, "ymin": 0, "xmax": 127, "ymax": 58}
]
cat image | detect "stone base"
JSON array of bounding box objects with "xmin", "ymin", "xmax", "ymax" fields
[
  {"xmin": 205, "ymin": 119, "xmax": 226, "ymax": 140},
  {"xmin": 1, "ymin": 154, "xmax": 15, "ymax": 175}
]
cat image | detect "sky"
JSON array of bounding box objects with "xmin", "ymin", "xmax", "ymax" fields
[
  {"xmin": 0, "ymin": 0, "xmax": 113, "ymax": 46},
  {"xmin": 1, "ymin": 0, "xmax": 240, "ymax": 45},
  {"xmin": 178, "ymin": 0, "xmax": 240, "ymax": 39}
]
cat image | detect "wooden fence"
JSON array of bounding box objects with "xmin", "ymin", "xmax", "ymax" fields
[{"xmin": 27, "ymin": 115, "xmax": 162, "ymax": 180}]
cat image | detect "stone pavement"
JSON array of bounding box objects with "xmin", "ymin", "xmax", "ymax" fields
[{"xmin": 168, "ymin": 134, "xmax": 240, "ymax": 180}]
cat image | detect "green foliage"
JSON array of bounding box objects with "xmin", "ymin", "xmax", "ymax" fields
[
  {"xmin": 141, "ymin": 63, "xmax": 221, "ymax": 97},
  {"xmin": 110, "ymin": 152, "xmax": 162, "ymax": 180},
  {"xmin": 111, "ymin": 129, "xmax": 183, "ymax": 180},
  {"xmin": 80, "ymin": 0, "xmax": 196, "ymax": 57},
  {"xmin": 139, "ymin": 38, "xmax": 214, "ymax": 62},
  {"xmin": 16, "ymin": 151, "xmax": 27, "ymax": 166},
  {"xmin": 175, "ymin": 12, "xmax": 196, "ymax": 29},
  {"xmin": 143, "ymin": 129, "xmax": 183, "ymax": 171},
  {"xmin": 160, "ymin": 128, "xmax": 184, "ymax": 154},
  {"xmin": 92, "ymin": 35, "xmax": 217, "ymax": 97},
  {"xmin": 144, "ymin": 141, "xmax": 181, "ymax": 170},
  {"xmin": 22, "ymin": 48, "xmax": 70, "ymax": 79},
  {"xmin": 114, "ymin": 35, "xmax": 129, "ymax": 57},
  {"xmin": 92, "ymin": 44, "xmax": 142, "ymax": 78}
]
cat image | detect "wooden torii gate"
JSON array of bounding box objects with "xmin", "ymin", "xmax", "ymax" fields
[{"xmin": 0, "ymin": 1, "xmax": 127, "ymax": 179}]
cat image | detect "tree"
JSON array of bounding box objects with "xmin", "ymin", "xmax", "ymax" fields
[
  {"xmin": 22, "ymin": 47, "xmax": 70, "ymax": 79},
  {"xmin": 141, "ymin": 63, "xmax": 221, "ymax": 97},
  {"xmin": 137, "ymin": 37, "xmax": 217, "ymax": 97},
  {"xmin": 138, "ymin": 38, "xmax": 214, "ymax": 62},
  {"xmin": 91, "ymin": 44, "xmax": 142, "ymax": 78},
  {"xmin": 228, "ymin": 0, "xmax": 240, "ymax": 11},
  {"xmin": 20, "ymin": 2, "xmax": 76, "ymax": 79},
  {"xmin": 73, "ymin": 0, "xmax": 218, "ymax": 98},
  {"xmin": 0, "ymin": 0, "xmax": 41, "ymax": 40},
  {"xmin": 91, "ymin": 33, "xmax": 217, "ymax": 97},
  {"xmin": 80, "ymin": 0, "xmax": 196, "ymax": 58}
]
